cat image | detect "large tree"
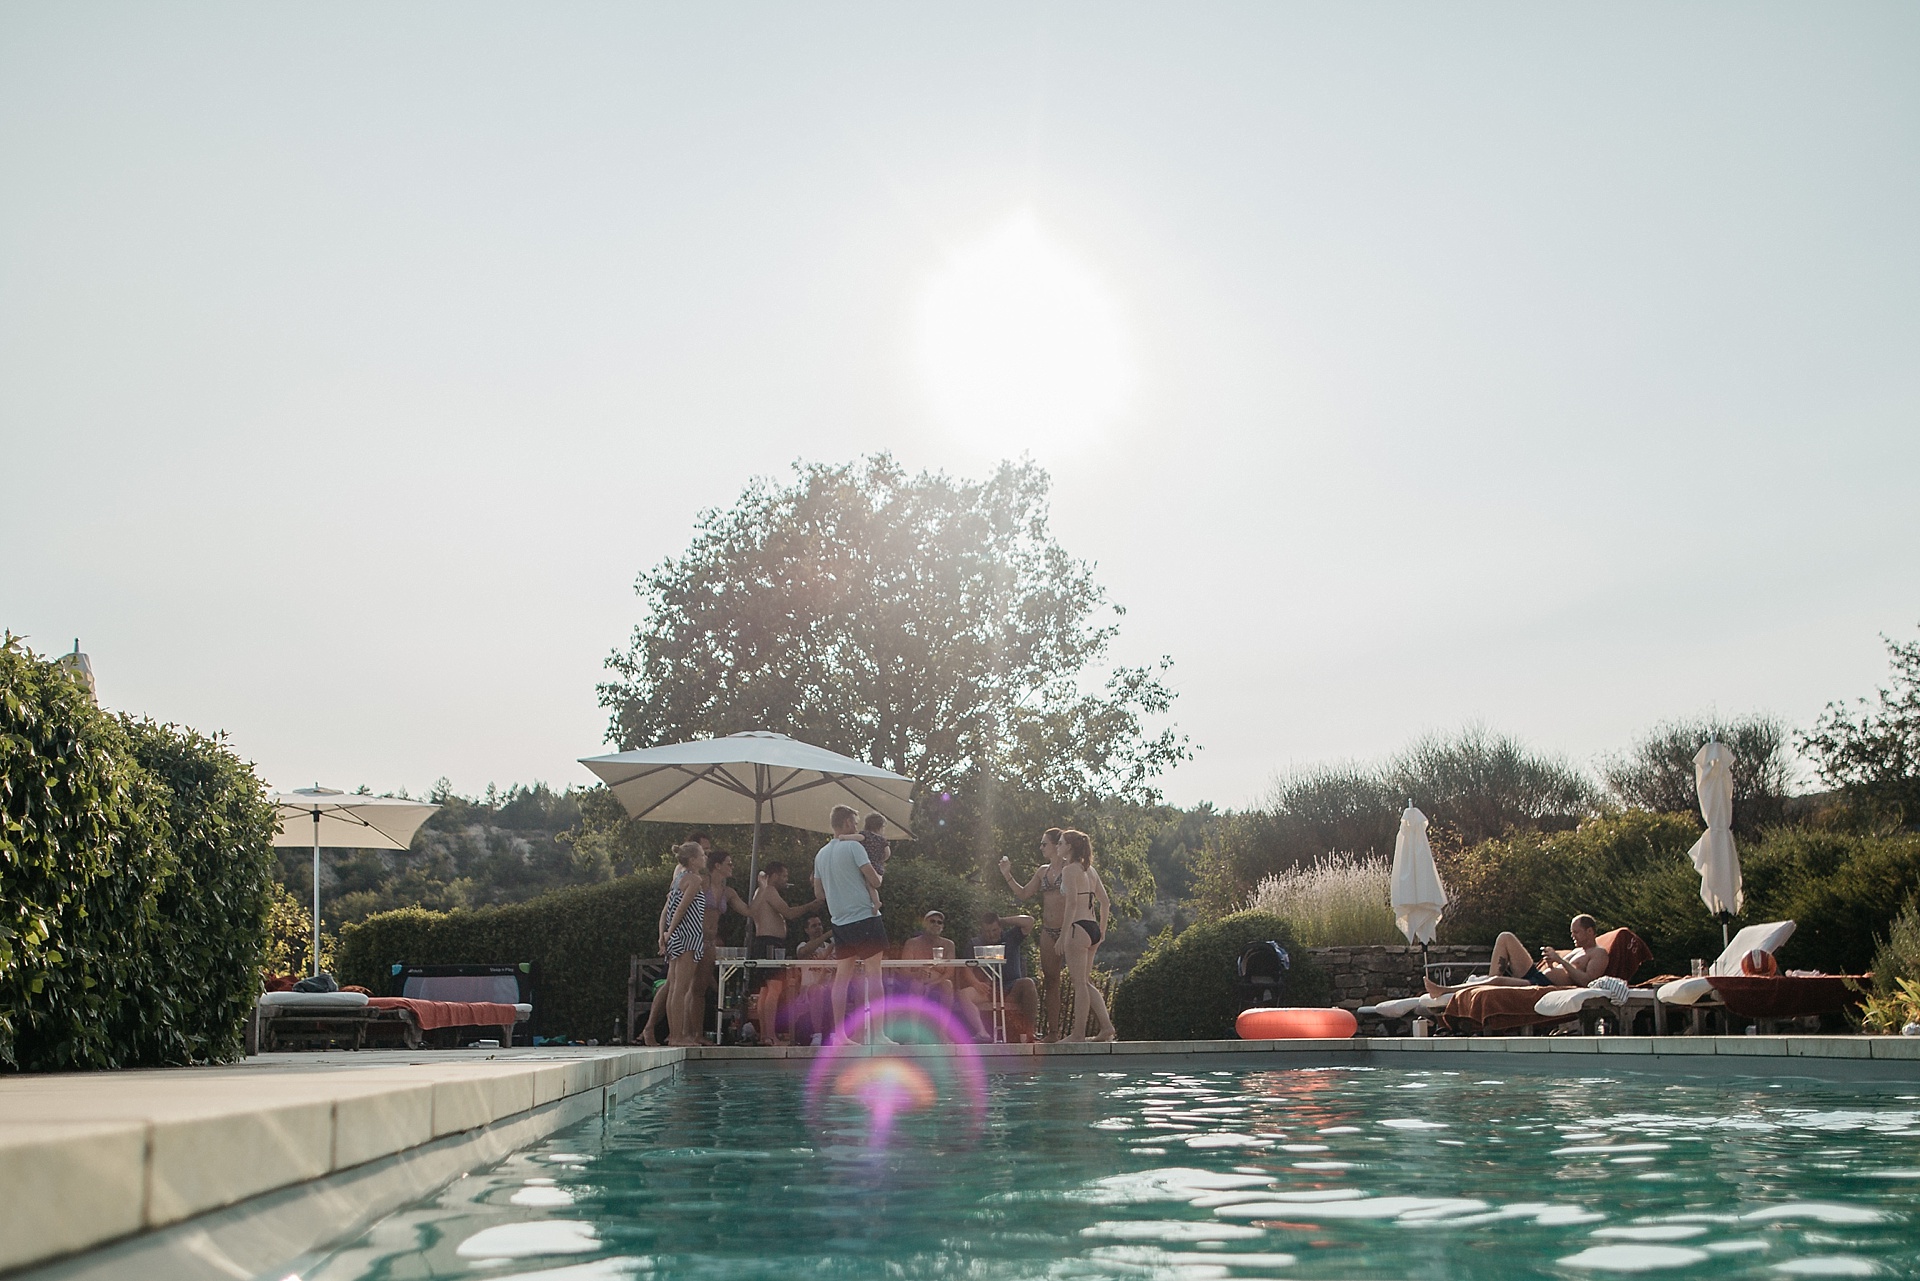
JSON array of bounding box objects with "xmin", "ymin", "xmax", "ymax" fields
[
  {"xmin": 1802, "ymin": 626, "xmax": 1920, "ymax": 827},
  {"xmin": 599, "ymin": 455, "xmax": 1187, "ymax": 873}
]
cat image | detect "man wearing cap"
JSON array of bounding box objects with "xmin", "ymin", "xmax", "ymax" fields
[{"xmin": 901, "ymin": 909, "xmax": 989, "ymax": 1041}]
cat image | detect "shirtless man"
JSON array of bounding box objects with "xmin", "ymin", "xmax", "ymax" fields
[
  {"xmin": 900, "ymin": 910, "xmax": 988, "ymax": 1040},
  {"xmin": 1426, "ymin": 914, "xmax": 1611, "ymax": 996},
  {"xmin": 998, "ymin": 828, "xmax": 1069, "ymax": 1039},
  {"xmin": 746, "ymin": 861, "xmax": 824, "ymax": 1045}
]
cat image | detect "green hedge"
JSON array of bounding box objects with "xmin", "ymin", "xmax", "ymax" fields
[
  {"xmin": 1, "ymin": 639, "xmax": 275, "ymax": 1071},
  {"xmin": 338, "ymin": 866, "xmax": 677, "ymax": 1041},
  {"xmin": 337, "ymin": 853, "xmax": 1010, "ymax": 1040},
  {"xmin": 1439, "ymin": 811, "xmax": 1920, "ymax": 977},
  {"xmin": 1111, "ymin": 911, "xmax": 1329, "ymax": 1041}
]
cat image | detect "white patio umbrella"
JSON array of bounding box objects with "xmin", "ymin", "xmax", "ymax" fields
[
  {"xmin": 270, "ymin": 787, "xmax": 440, "ymax": 976},
  {"xmin": 1687, "ymin": 740, "xmax": 1741, "ymax": 947},
  {"xmin": 580, "ymin": 731, "xmax": 915, "ymax": 886},
  {"xmin": 1390, "ymin": 803, "xmax": 1449, "ymax": 950}
]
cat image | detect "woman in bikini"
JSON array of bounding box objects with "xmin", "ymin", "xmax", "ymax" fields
[
  {"xmin": 658, "ymin": 842, "xmax": 710, "ymax": 1047},
  {"xmin": 999, "ymin": 827, "xmax": 1069, "ymax": 1039},
  {"xmin": 1057, "ymin": 829, "xmax": 1117, "ymax": 1043}
]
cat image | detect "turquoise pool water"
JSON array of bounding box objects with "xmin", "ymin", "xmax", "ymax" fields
[{"xmin": 299, "ymin": 1063, "xmax": 1920, "ymax": 1280}]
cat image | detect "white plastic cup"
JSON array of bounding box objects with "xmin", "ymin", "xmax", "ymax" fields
[
  {"xmin": 1411, "ymin": 1018, "xmax": 1430, "ymax": 1038},
  {"xmin": 1691, "ymin": 959, "xmax": 1707, "ymax": 977}
]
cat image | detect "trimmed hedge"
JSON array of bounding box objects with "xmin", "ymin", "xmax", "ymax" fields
[
  {"xmin": 337, "ymin": 853, "xmax": 1010, "ymax": 1040},
  {"xmin": 338, "ymin": 866, "xmax": 677, "ymax": 1041},
  {"xmin": 1111, "ymin": 911, "xmax": 1329, "ymax": 1041},
  {"xmin": 1, "ymin": 639, "xmax": 275, "ymax": 1070}
]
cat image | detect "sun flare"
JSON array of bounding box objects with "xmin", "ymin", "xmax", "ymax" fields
[{"xmin": 913, "ymin": 212, "xmax": 1133, "ymax": 452}]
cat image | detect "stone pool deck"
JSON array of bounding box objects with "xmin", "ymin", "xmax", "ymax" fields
[{"xmin": 4, "ymin": 1035, "xmax": 1919, "ymax": 1278}]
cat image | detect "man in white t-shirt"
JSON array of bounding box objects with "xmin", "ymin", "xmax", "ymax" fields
[{"xmin": 812, "ymin": 803, "xmax": 891, "ymax": 1045}]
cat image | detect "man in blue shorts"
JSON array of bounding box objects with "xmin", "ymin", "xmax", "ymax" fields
[{"xmin": 813, "ymin": 803, "xmax": 892, "ymax": 1045}]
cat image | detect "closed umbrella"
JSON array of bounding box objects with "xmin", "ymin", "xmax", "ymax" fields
[
  {"xmin": 580, "ymin": 731, "xmax": 915, "ymax": 887},
  {"xmin": 1688, "ymin": 740, "xmax": 1741, "ymax": 947},
  {"xmin": 1390, "ymin": 803, "xmax": 1449, "ymax": 950},
  {"xmin": 270, "ymin": 787, "xmax": 440, "ymax": 976}
]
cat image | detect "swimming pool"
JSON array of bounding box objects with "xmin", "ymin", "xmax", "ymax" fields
[{"xmin": 293, "ymin": 1061, "xmax": 1920, "ymax": 1279}]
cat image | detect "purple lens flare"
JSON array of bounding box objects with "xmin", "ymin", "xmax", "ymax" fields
[{"xmin": 803, "ymin": 995, "xmax": 988, "ymax": 1149}]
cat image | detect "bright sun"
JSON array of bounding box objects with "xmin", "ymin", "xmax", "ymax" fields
[{"xmin": 913, "ymin": 212, "xmax": 1133, "ymax": 453}]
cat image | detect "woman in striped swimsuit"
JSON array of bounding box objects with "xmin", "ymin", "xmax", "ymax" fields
[{"xmin": 659, "ymin": 842, "xmax": 710, "ymax": 1047}]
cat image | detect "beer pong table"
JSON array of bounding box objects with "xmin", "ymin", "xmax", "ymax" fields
[{"xmin": 713, "ymin": 956, "xmax": 1006, "ymax": 1043}]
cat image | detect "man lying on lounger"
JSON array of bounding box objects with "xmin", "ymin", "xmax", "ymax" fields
[{"xmin": 1425, "ymin": 914, "xmax": 1610, "ymax": 997}]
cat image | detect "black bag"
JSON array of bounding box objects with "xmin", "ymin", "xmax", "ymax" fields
[{"xmin": 1235, "ymin": 942, "xmax": 1290, "ymax": 1008}]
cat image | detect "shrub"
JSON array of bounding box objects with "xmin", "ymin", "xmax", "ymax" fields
[
  {"xmin": 114, "ymin": 718, "xmax": 277, "ymax": 1064},
  {"xmin": 1440, "ymin": 810, "xmax": 1718, "ymax": 975},
  {"xmin": 1439, "ymin": 811, "xmax": 1920, "ymax": 978},
  {"xmin": 1245, "ymin": 853, "xmax": 1401, "ymax": 946},
  {"xmin": 338, "ymin": 865, "xmax": 677, "ymax": 1040},
  {"xmin": 1203, "ymin": 728, "xmax": 1599, "ymax": 913},
  {"xmin": 1110, "ymin": 911, "xmax": 1329, "ymax": 1041},
  {"xmin": 1744, "ymin": 828, "xmax": 1920, "ymax": 975},
  {"xmin": 872, "ymin": 858, "xmax": 990, "ymax": 946},
  {"xmin": 1, "ymin": 638, "xmax": 273, "ymax": 1070}
]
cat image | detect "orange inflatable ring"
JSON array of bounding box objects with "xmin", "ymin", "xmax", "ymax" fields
[{"xmin": 1235, "ymin": 1007, "xmax": 1359, "ymax": 1039}]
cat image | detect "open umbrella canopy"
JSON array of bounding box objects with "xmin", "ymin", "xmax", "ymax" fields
[
  {"xmin": 1389, "ymin": 804, "xmax": 1448, "ymax": 946},
  {"xmin": 1688, "ymin": 740, "xmax": 1742, "ymax": 926},
  {"xmin": 580, "ymin": 732, "xmax": 915, "ymax": 840},
  {"xmin": 268, "ymin": 787, "xmax": 441, "ymax": 850},
  {"xmin": 268, "ymin": 786, "xmax": 440, "ymax": 977}
]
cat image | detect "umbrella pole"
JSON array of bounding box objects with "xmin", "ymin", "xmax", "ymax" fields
[
  {"xmin": 311, "ymin": 809, "xmax": 322, "ymax": 977},
  {"xmin": 749, "ymin": 793, "xmax": 763, "ymax": 892}
]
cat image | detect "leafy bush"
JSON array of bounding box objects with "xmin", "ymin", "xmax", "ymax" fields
[
  {"xmin": 1743, "ymin": 828, "xmax": 1920, "ymax": 976},
  {"xmin": 1110, "ymin": 912, "xmax": 1329, "ymax": 1041},
  {"xmin": 1204, "ymin": 728, "xmax": 1598, "ymax": 912},
  {"xmin": 264, "ymin": 884, "xmax": 335, "ymax": 978},
  {"xmin": 1440, "ymin": 811, "xmax": 1719, "ymax": 975},
  {"xmin": 1440, "ymin": 811, "xmax": 1920, "ymax": 978},
  {"xmin": 115, "ymin": 717, "xmax": 277, "ymax": 1064},
  {"xmin": 338, "ymin": 865, "xmax": 677, "ymax": 1040},
  {"xmin": 1245, "ymin": 853, "xmax": 1401, "ymax": 946},
  {"xmin": 2, "ymin": 638, "xmax": 273, "ymax": 1071},
  {"xmin": 1870, "ymin": 896, "xmax": 1920, "ymax": 996}
]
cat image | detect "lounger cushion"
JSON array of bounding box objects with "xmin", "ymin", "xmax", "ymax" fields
[
  {"xmin": 1533, "ymin": 986, "xmax": 1655, "ymax": 1019},
  {"xmin": 258, "ymin": 990, "xmax": 371, "ymax": 1011},
  {"xmin": 1656, "ymin": 976, "xmax": 1718, "ymax": 1007},
  {"xmin": 1367, "ymin": 995, "xmax": 1448, "ymax": 1019}
]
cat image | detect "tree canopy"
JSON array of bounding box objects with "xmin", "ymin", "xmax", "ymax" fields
[
  {"xmin": 1803, "ymin": 626, "xmax": 1920, "ymax": 827},
  {"xmin": 1604, "ymin": 714, "xmax": 1793, "ymax": 834},
  {"xmin": 598, "ymin": 455, "xmax": 1187, "ymax": 874}
]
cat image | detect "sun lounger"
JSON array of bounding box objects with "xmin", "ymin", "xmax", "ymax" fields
[
  {"xmin": 1444, "ymin": 928, "xmax": 1654, "ymax": 1035},
  {"xmin": 1655, "ymin": 922, "xmax": 1795, "ymax": 1033},
  {"xmin": 252, "ymin": 990, "xmax": 376, "ymax": 1051},
  {"xmin": 1532, "ymin": 983, "xmax": 1666, "ymax": 1034}
]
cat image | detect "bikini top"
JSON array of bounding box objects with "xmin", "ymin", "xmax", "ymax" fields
[{"xmin": 1040, "ymin": 863, "xmax": 1065, "ymax": 894}]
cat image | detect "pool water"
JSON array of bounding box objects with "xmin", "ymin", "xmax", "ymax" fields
[{"xmin": 297, "ymin": 1064, "xmax": 1920, "ymax": 1280}]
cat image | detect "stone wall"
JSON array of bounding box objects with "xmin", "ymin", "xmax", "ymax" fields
[{"xmin": 1307, "ymin": 945, "xmax": 1492, "ymax": 1010}]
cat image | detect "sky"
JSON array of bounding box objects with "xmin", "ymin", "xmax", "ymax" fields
[{"xmin": 3, "ymin": 4, "xmax": 1917, "ymax": 810}]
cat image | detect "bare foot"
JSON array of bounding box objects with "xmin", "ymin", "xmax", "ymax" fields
[
  {"xmin": 1094, "ymin": 1028, "xmax": 1117, "ymax": 1043},
  {"xmin": 1424, "ymin": 977, "xmax": 1448, "ymax": 998}
]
